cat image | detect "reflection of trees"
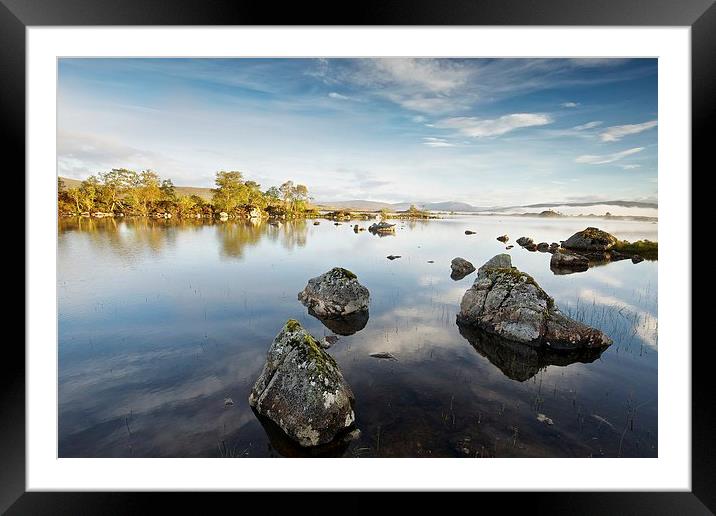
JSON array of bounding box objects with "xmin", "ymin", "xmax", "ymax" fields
[
  {"xmin": 279, "ymin": 220, "xmax": 308, "ymax": 250},
  {"xmin": 58, "ymin": 217, "xmax": 177, "ymax": 262},
  {"xmin": 216, "ymin": 222, "xmax": 265, "ymax": 259},
  {"xmin": 457, "ymin": 322, "xmax": 607, "ymax": 382}
]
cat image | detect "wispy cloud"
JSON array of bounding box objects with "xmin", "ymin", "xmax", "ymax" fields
[
  {"xmin": 573, "ymin": 121, "xmax": 602, "ymax": 131},
  {"xmin": 561, "ymin": 101, "xmax": 579, "ymax": 108},
  {"xmin": 434, "ymin": 113, "xmax": 553, "ymax": 138},
  {"xmin": 600, "ymin": 120, "xmax": 657, "ymax": 142},
  {"xmin": 575, "ymin": 147, "xmax": 644, "ymax": 165},
  {"xmin": 620, "ymin": 164, "xmax": 642, "ymax": 169},
  {"xmin": 422, "ymin": 137, "xmax": 457, "ymax": 148},
  {"xmin": 328, "ymin": 91, "xmax": 352, "ymax": 101}
]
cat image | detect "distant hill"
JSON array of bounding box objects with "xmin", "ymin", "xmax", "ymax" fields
[{"xmin": 59, "ymin": 176, "xmax": 214, "ymax": 201}]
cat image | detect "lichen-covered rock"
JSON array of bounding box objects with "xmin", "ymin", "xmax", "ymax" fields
[
  {"xmin": 550, "ymin": 251, "xmax": 589, "ymax": 272},
  {"xmin": 248, "ymin": 319, "xmax": 356, "ymax": 447},
  {"xmin": 563, "ymin": 227, "xmax": 617, "ymax": 252},
  {"xmin": 451, "ymin": 257, "xmax": 476, "ymax": 280},
  {"xmin": 298, "ymin": 267, "xmax": 369, "ymax": 317},
  {"xmin": 457, "ymin": 254, "xmax": 612, "ymax": 350}
]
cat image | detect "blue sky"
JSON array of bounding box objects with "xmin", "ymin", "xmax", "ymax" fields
[{"xmin": 58, "ymin": 58, "xmax": 657, "ymax": 206}]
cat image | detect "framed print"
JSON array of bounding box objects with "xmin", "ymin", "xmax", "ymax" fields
[{"xmin": 7, "ymin": 0, "xmax": 712, "ymax": 512}]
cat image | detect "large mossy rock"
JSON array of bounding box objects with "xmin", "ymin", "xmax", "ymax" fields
[
  {"xmin": 249, "ymin": 319, "xmax": 356, "ymax": 447},
  {"xmin": 298, "ymin": 267, "xmax": 369, "ymax": 317},
  {"xmin": 562, "ymin": 227, "xmax": 617, "ymax": 252},
  {"xmin": 457, "ymin": 254, "xmax": 612, "ymax": 350}
]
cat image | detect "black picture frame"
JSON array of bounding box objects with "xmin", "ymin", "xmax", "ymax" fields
[{"xmin": 6, "ymin": 0, "xmax": 710, "ymax": 512}]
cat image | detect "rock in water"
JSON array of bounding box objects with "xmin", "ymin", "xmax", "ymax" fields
[
  {"xmin": 451, "ymin": 257, "xmax": 476, "ymax": 280},
  {"xmin": 368, "ymin": 222, "xmax": 396, "ymax": 233},
  {"xmin": 516, "ymin": 236, "xmax": 533, "ymax": 247},
  {"xmin": 550, "ymin": 251, "xmax": 589, "ymax": 272},
  {"xmin": 465, "ymin": 230, "xmax": 476, "ymax": 235},
  {"xmin": 497, "ymin": 235, "xmax": 509, "ymax": 242},
  {"xmin": 562, "ymin": 227, "xmax": 617, "ymax": 252},
  {"xmin": 248, "ymin": 319, "xmax": 356, "ymax": 447},
  {"xmin": 631, "ymin": 255, "xmax": 644, "ymax": 264},
  {"xmin": 298, "ymin": 267, "xmax": 369, "ymax": 317},
  {"xmin": 458, "ymin": 254, "xmax": 612, "ymax": 350},
  {"xmin": 536, "ymin": 242, "xmax": 550, "ymax": 252}
]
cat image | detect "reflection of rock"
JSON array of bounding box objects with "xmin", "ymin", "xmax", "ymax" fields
[
  {"xmin": 307, "ymin": 307, "xmax": 369, "ymax": 336},
  {"xmin": 249, "ymin": 320, "xmax": 356, "ymax": 447},
  {"xmin": 298, "ymin": 267, "xmax": 370, "ymax": 317},
  {"xmin": 450, "ymin": 257, "xmax": 476, "ymax": 280},
  {"xmin": 563, "ymin": 227, "xmax": 617, "ymax": 252},
  {"xmin": 457, "ymin": 322, "xmax": 608, "ymax": 382},
  {"xmin": 550, "ymin": 251, "xmax": 589, "ymax": 274},
  {"xmin": 457, "ymin": 254, "xmax": 612, "ymax": 350},
  {"xmin": 252, "ymin": 408, "xmax": 359, "ymax": 457}
]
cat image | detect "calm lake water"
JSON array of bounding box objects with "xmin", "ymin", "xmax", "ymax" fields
[{"xmin": 58, "ymin": 215, "xmax": 657, "ymax": 458}]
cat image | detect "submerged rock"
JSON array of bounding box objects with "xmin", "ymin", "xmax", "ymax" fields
[
  {"xmin": 451, "ymin": 257, "xmax": 476, "ymax": 280},
  {"xmin": 457, "ymin": 254, "xmax": 612, "ymax": 350},
  {"xmin": 249, "ymin": 319, "xmax": 356, "ymax": 447},
  {"xmin": 298, "ymin": 267, "xmax": 370, "ymax": 318},
  {"xmin": 550, "ymin": 251, "xmax": 589, "ymax": 273},
  {"xmin": 563, "ymin": 227, "xmax": 617, "ymax": 252}
]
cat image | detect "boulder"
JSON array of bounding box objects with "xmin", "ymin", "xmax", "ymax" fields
[
  {"xmin": 248, "ymin": 207, "xmax": 262, "ymax": 219},
  {"xmin": 516, "ymin": 237, "xmax": 533, "ymax": 247},
  {"xmin": 298, "ymin": 267, "xmax": 369, "ymax": 317},
  {"xmin": 313, "ymin": 221, "xmax": 321, "ymax": 225},
  {"xmin": 548, "ymin": 242, "xmax": 560, "ymax": 253},
  {"xmin": 249, "ymin": 320, "xmax": 356, "ymax": 447},
  {"xmin": 368, "ymin": 221, "xmax": 396, "ymax": 233},
  {"xmin": 465, "ymin": 230, "xmax": 476, "ymax": 235},
  {"xmin": 451, "ymin": 257, "xmax": 476, "ymax": 280},
  {"xmin": 631, "ymin": 255, "xmax": 644, "ymax": 264},
  {"xmin": 496, "ymin": 235, "xmax": 509, "ymax": 242},
  {"xmin": 550, "ymin": 251, "xmax": 589, "ymax": 273},
  {"xmin": 219, "ymin": 212, "xmax": 229, "ymax": 220},
  {"xmin": 562, "ymin": 227, "xmax": 617, "ymax": 252},
  {"xmin": 525, "ymin": 243, "xmax": 538, "ymax": 251},
  {"xmin": 457, "ymin": 254, "xmax": 612, "ymax": 350}
]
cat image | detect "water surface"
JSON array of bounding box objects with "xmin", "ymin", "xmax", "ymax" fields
[{"xmin": 58, "ymin": 215, "xmax": 657, "ymax": 457}]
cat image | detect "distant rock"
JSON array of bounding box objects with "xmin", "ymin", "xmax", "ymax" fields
[
  {"xmin": 506, "ymin": 245, "xmax": 514, "ymax": 250},
  {"xmin": 563, "ymin": 227, "xmax": 617, "ymax": 252},
  {"xmin": 387, "ymin": 255, "xmax": 401, "ymax": 260},
  {"xmin": 536, "ymin": 242, "xmax": 550, "ymax": 252},
  {"xmin": 368, "ymin": 222, "xmax": 396, "ymax": 233},
  {"xmin": 631, "ymin": 255, "xmax": 644, "ymax": 264},
  {"xmin": 298, "ymin": 267, "xmax": 369, "ymax": 318},
  {"xmin": 451, "ymin": 257, "xmax": 476, "ymax": 280},
  {"xmin": 525, "ymin": 243, "xmax": 538, "ymax": 251},
  {"xmin": 549, "ymin": 243, "xmax": 560, "ymax": 253},
  {"xmin": 465, "ymin": 230, "xmax": 476, "ymax": 235},
  {"xmin": 457, "ymin": 254, "xmax": 612, "ymax": 349},
  {"xmin": 496, "ymin": 235, "xmax": 509, "ymax": 242},
  {"xmin": 219, "ymin": 211, "xmax": 229, "ymax": 220},
  {"xmin": 550, "ymin": 251, "xmax": 589, "ymax": 273},
  {"xmin": 516, "ymin": 237, "xmax": 534, "ymax": 247},
  {"xmin": 313, "ymin": 221, "xmax": 320, "ymax": 225},
  {"xmin": 249, "ymin": 320, "xmax": 356, "ymax": 447}
]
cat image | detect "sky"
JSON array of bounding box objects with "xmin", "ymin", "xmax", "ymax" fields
[{"xmin": 57, "ymin": 58, "xmax": 657, "ymax": 206}]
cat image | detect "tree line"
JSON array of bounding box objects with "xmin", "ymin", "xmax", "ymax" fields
[{"xmin": 57, "ymin": 169, "xmax": 316, "ymax": 219}]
